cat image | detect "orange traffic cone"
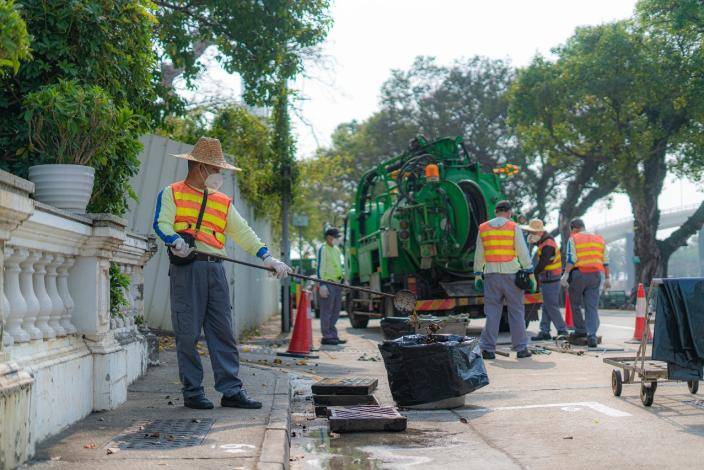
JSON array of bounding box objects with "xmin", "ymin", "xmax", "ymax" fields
[
  {"xmin": 277, "ymin": 289, "xmax": 318, "ymax": 358},
  {"xmin": 631, "ymin": 283, "xmax": 653, "ymax": 342},
  {"xmin": 564, "ymin": 290, "xmax": 574, "ymax": 329}
]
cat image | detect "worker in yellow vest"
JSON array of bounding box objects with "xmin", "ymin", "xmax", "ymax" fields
[
  {"xmin": 561, "ymin": 218, "xmax": 610, "ymax": 347},
  {"xmin": 522, "ymin": 219, "xmax": 569, "ymax": 341},
  {"xmin": 317, "ymin": 227, "xmax": 346, "ymax": 346},
  {"xmin": 473, "ymin": 200, "xmax": 535, "ymax": 359},
  {"xmin": 153, "ymin": 137, "xmax": 291, "ymax": 410}
]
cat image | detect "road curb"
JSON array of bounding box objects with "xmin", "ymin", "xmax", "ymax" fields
[{"xmin": 256, "ymin": 371, "xmax": 291, "ymax": 470}]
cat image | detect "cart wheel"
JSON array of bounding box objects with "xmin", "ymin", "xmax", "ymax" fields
[
  {"xmin": 611, "ymin": 369, "xmax": 623, "ymax": 397},
  {"xmin": 688, "ymin": 380, "xmax": 699, "ymax": 394},
  {"xmin": 640, "ymin": 381, "xmax": 656, "ymax": 407}
]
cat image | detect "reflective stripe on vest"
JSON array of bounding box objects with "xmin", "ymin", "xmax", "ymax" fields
[
  {"xmin": 538, "ymin": 237, "xmax": 562, "ymax": 276},
  {"xmin": 171, "ymin": 181, "xmax": 230, "ymax": 249},
  {"xmin": 572, "ymin": 232, "xmax": 605, "ymax": 272},
  {"xmin": 479, "ymin": 220, "xmax": 517, "ymax": 262}
]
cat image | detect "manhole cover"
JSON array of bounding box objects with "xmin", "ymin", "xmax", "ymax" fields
[
  {"xmin": 312, "ymin": 377, "xmax": 378, "ymax": 395},
  {"xmin": 683, "ymin": 400, "xmax": 704, "ymax": 410},
  {"xmin": 108, "ymin": 419, "xmax": 215, "ymax": 449}
]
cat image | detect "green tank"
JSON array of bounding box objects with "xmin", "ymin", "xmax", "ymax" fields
[{"xmin": 344, "ymin": 135, "xmax": 529, "ymax": 328}]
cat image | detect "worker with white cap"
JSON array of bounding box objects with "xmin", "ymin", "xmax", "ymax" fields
[
  {"xmin": 521, "ymin": 219, "xmax": 569, "ymax": 340},
  {"xmin": 153, "ymin": 136, "xmax": 291, "ymax": 410}
]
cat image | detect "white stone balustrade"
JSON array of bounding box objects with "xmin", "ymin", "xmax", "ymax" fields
[{"xmin": 0, "ymin": 169, "xmax": 157, "ymax": 468}]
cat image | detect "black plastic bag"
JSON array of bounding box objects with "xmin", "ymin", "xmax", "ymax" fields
[
  {"xmin": 380, "ymin": 317, "xmax": 414, "ymax": 340},
  {"xmin": 378, "ymin": 334, "xmax": 489, "ymax": 406},
  {"xmin": 653, "ymin": 278, "xmax": 704, "ymax": 380}
]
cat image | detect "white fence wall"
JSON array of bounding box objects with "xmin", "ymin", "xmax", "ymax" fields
[{"xmin": 126, "ymin": 135, "xmax": 279, "ymax": 336}]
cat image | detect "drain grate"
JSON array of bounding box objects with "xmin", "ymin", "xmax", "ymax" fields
[
  {"xmin": 108, "ymin": 419, "xmax": 215, "ymax": 449},
  {"xmin": 683, "ymin": 399, "xmax": 704, "ymax": 410},
  {"xmin": 312, "ymin": 377, "xmax": 378, "ymax": 395},
  {"xmin": 328, "ymin": 405, "xmax": 407, "ymax": 432}
]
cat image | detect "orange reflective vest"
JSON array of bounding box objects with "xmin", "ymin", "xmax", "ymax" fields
[
  {"xmin": 479, "ymin": 220, "xmax": 517, "ymax": 263},
  {"xmin": 572, "ymin": 232, "xmax": 605, "ymax": 273},
  {"xmin": 538, "ymin": 237, "xmax": 562, "ymax": 276},
  {"xmin": 171, "ymin": 181, "xmax": 230, "ymax": 249}
]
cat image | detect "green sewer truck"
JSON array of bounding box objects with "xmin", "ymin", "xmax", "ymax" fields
[{"xmin": 344, "ymin": 135, "xmax": 542, "ymax": 328}]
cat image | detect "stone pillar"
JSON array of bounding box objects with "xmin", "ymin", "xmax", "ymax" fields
[
  {"xmin": 625, "ymin": 232, "xmax": 635, "ymax": 293},
  {"xmin": 70, "ymin": 214, "xmax": 128, "ymax": 410},
  {"xmin": 0, "ymin": 170, "xmax": 35, "ymax": 467}
]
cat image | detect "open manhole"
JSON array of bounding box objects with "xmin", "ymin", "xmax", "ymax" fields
[{"xmin": 108, "ymin": 419, "xmax": 215, "ymax": 449}]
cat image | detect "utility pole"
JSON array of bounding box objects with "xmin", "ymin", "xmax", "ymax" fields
[{"xmin": 274, "ymin": 79, "xmax": 294, "ymax": 333}]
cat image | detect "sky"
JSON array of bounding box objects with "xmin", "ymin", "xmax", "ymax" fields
[{"xmin": 188, "ymin": 0, "xmax": 704, "ymax": 231}]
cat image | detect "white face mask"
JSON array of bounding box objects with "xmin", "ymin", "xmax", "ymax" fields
[
  {"xmin": 200, "ymin": 165, "xmax": 224, "ymax": 191},
  {"xmin": 527, "ymin": 233, "xmax": 540, "ymax": 244}
]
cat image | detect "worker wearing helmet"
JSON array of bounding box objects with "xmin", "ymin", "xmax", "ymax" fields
[
  {"xmin": 474, "ymin": 200, "xmax": 535, "ymax": 359},
  {"xmin": 153, "ymin": 136, "xmax": 291, "ymax": 410},
  {"xmin": 522, "ymin": 219, "xmax": 569, "ymax": 341},
  {"xmin": 561, "ymin": 218, "xmax": 609, "ymax": 348},
  {"xmin": 317, "ymin": 227, "xmax": 347, "ymax": 346}
]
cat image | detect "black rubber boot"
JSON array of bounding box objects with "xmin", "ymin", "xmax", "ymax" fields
[
  {"xmin": 517, "ymin": 349, "xmax": 533, "ymax": 359},
  {"xmin": 184, "ymin": 396, "xmax": 214, "ymax": 410},
  {"xmin": 221, "ymin": 390, "xmax": 263, "ymax": 409},
  {"xmin": 587, "ymin": 336, "xmax": 598, "ymax": 348}
]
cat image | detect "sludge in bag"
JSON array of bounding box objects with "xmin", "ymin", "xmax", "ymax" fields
[{"xmin": 378, "ymin": 334, "xmax": 489, "ymax": 406}]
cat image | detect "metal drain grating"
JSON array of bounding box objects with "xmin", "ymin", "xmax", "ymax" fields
[
  {"xmin": 108, "ymin": 419, "xmax": 215, "ymax": 449},
  {"xmin": 683, "ymin": 399, "xmax": 704, "ymax": 410}
]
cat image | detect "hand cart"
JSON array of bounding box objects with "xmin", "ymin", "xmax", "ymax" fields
[{"xmin": 602, "ymin": 279, "xmax": 700, "ymax": 407}]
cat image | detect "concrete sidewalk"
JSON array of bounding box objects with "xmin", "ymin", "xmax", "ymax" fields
[{"xmin": 26, "ymin": 347, "xmax": 291, "ymax": 470}]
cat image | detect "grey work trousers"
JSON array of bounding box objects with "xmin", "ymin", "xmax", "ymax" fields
[
  {"xmin": 568, "ymin": 270, "xmax": 601, "ymax": 338},
  {"xmin": 539, "ymin": 277, "xmax": 568, "ymax": 334},
  {"xmin": 480, "ymin": 273, "xmax": 528, "ymax": 352},
  {"xmin": 319, "ymin": 284, "xmax": 342, "ymax": 340},
  {"xmin": 170, "ymin": 260, "xmax": 242, "ymax": 399}
]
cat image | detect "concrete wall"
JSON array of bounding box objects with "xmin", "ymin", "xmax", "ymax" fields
[{"xmin": 127, "ymin": 135, "xmax": 279, "ymax": 336}]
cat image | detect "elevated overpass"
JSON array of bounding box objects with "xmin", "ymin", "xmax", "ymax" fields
[{"xmin": 590, "ymin": 204, "xmax": 703, "ymax": 290}]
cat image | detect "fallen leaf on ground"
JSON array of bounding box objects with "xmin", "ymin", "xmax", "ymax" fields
[
  {"xmin": 106, "ymin": 447, "xmax": 119, "ymax": 455},
  {"xmin": 167, "ymin": 401, "xmax": 174, "ymax": 406},
  {"xmin": 50, "ymin": 456, "xmax": 61, "ymax": 461},
  {"xmin": 147, "ymin": 432, "xmax": 161, "ymax": 438},
  {"xmin": 296, "ymin": 360, "xmax": 308, "ymax": 366},
  {"xmin": 192, "ymin": 419, "xmax": 201, "ymax": 423},
  {"xmin": 273, "ymin": 358, "xmax": 283, "ymax": 365},
  {"xmin": 83, "ymin": 443, "xmax": 96, "ymax": 449},
  {"xmin": 329, "ymin": 432, "xmax": 340, "ymax": 439},
  {"xmin": 564, "ymin": 436, "xmax": 574, "ymax": 440},
  {"xmin": 459, "ymin": 417, "xmax": 468, "ymax": 423}
]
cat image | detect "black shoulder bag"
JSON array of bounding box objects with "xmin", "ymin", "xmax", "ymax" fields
[{"xmin": 168, "ymin": 187, "xmax": 209, "ymax": 266}]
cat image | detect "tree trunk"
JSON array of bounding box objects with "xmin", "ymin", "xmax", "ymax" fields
[{"xmin": 628, "ymin": 147, "xmax": 668, "ymax": 287}]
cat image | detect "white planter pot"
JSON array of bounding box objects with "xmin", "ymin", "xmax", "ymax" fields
[{"xmin": 28, "ymin": 164, "xmax": 95, "ymax": 213}]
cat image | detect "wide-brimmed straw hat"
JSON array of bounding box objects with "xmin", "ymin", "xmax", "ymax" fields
[
  {"xmin": 521, "ymin": 218, "xmax": 547, "ymax": 233},
  {"xmin": 171, "ymin": 136, "xmax": 241, "ymax": 171}
]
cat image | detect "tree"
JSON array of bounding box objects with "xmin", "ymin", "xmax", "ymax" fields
[
  {"xmin": 0, "ymin": 0, "xmax": 30, "ymax": 73},
  {"xmin": 154, "ymin": 0, "xmax": 332, "ymax": 105},
  {"xmin": 0, "ymin": 0, "xmax": 158, "ymax": 216},
  {"xmin": 509, "ymin": 18, "xmax": 704, "ymax": 285}
]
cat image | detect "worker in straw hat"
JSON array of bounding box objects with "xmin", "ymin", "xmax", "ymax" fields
[
  {"xmin": 153, "ymin": 136, "xmax": 291, "ymax": 410},
  {"xmin": 521, "ymin": 219, "xmax": 569, "ymax": 341}
]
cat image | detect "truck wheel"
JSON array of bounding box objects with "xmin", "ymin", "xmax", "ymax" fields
[{"xmin": 348, "ymin": 310, "xmax": 369, "ymax": 329}]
